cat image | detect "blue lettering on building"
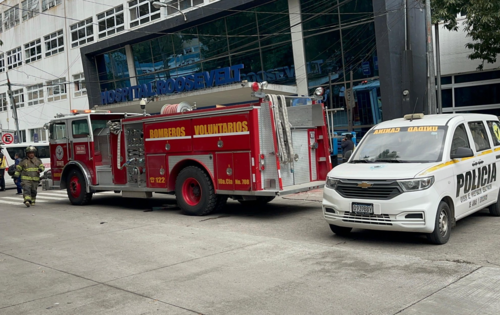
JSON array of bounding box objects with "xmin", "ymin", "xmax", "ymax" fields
[{"xmin": 101, "ymin": 64, "xmax": 245, "ymax": 105}]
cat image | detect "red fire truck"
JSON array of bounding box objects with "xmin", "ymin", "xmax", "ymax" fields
[{"xmin": 43, "ymin": 88, "xmax": 332, "ymax": 215}]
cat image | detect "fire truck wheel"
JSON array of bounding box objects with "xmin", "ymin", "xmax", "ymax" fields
[
  {"xmin": 176, "ymin": 166, "xmax": 217, "ymax": 216},
  {"xmin": 67, "ymin": 169, "xmax": 93, "ymax": 205},
  {"xmin": 238, "ymin": 196, "xmax": 275, "ymax": 206}
]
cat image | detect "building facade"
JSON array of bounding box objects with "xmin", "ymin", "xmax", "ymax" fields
[{"xmin": 0, "ymin": 0, "xmax": 499, "ymax": 143}]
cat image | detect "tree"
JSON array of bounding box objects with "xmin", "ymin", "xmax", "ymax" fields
[{"xmin": 432, "ymin": 0, "xmax": 500, "ymax": 70}]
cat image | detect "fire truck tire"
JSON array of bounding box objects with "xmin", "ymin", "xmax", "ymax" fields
[
  {"xmin": 238, "ymin": 196, "xmax": 275, "ymax": 206},
  {"xmin": 176, "ymin": 166, "xmax": 218, "ymax": 216},
  {"xmin": 67, "ymin": 170, "xmax": 93, "ymax": 205}
]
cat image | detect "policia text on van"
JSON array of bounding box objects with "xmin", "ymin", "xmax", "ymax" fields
[{"xmin": 322, "ymin": 113, "xmax": 500, "ymax": 244}]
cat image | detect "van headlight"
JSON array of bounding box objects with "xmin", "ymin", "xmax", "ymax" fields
[
  {"xmin": 398, "ymin": 176, "xmax": 434, "ymax": 192},
  {"xmin": 326, "ymin": 177, "xmax": 340, "ymax": 190}
]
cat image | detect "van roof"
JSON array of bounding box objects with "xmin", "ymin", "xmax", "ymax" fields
[{"xmin": 375, "ymin": 113, "xmax": 499, "ymax": 129}]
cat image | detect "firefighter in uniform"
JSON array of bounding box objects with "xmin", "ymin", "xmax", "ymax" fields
[{"xmin": 13, "ymin": 146, "xmax": 45, "ymax": 207}]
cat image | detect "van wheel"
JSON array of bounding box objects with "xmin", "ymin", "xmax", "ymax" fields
[
  {"xmin": 427, "ymin": 201, "xmax": 451, "ymax": 245},
  {"xmin": 329, "ymin": 224, "xmax": 352, "ymax": 236},
  {"xmin": 67, "ymin": 170, "xmax": 93, "ymax": 205},
  {"xmin": 238, "ymin": 196, "xmax": 275, "ymax": 206},
  {"xmin": 176, "ymin": 166, "xmax": 217, "ymax": 216},
  {"xmin": 488, "ymin": 190, "xmax": 500, "ymax": 216}
]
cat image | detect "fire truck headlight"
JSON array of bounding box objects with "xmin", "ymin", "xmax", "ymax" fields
[
  {"xmin": 398, "ymin": 176, "xmax": 434, "ymax": 192},
  {"xmin": 315, "ymin": 87, "xmax": 325, "ymax": 96}
]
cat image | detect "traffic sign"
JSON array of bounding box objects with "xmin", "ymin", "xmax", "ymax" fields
[{"xmin": 2, "ymin": 133, "xmax": 14, "ymax": 145}]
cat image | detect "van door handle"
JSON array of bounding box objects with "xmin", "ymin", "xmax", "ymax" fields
[
  {"xmin": 478, "ymin": 160, "xmax": 484, "ymax": 165},
  {"xmin": 472, "ymin": 162, "xmax": 478, "ymax": 167}
]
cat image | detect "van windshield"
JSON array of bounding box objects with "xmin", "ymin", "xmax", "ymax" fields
[
  {"xmin": 351, "ymin": 126, "xmax": 447, "ymax": 163},
  {"xmin": 5, "ymin": 146, "xmax": 50, "ymax": 160}
]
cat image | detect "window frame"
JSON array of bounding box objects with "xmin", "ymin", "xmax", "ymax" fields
[
  {"xmin": 73, "ymin": 73, "xmax": 87, "ymax": 97},
  {"xmin": 22, "ymin": 0, "xmax": 40, "ymax": 21},
  {"xmin": 128, "ymin": 0, "xmax": 160, "ymax": 28},
  {"xmin": 71, "ymin": 119, "xmax": 91, "ymax": 138},
  {"xmin": 12, "ymin": 89, "xmax": 25, "ymax": 108},
  {"xmin": 0, "ymin": 53, "xmax": 5, "ymax": 73},
  {"xmin": 24, "ymin": 39, "xmax": 42, "ymax": 64},
  {"xmin": 4, "ymin": 5, "xmax": 20, "ymax": 30},
  {"xmin": 70, "ymin": 18, "xmax": 95, "ymax": 48},
  {"xmin": 44, "ymin": 30, "xmax": 64, "ymax": 57},
  {"xmin": 0, "ymin": 93, "xmax": 8, "ymax": 112},
  {"xmin": 7, "ymin": 47, "xmax": 22, "ymax": 69},
  {"xmin": 50, "ymin": 122, "xmax": 67, "ymax": 140},
  {"xmin": 42, "ymin": 0, "xmax": 62, "ymax": 12},
  {"xmin": 450, "ymin": 123, "xmax": 471, "ymax": 156},
  {"xmin": 27, "ymin": 83, "xmax": 45, "ymax": 106},
  {"xmin": 97, "ymin": 5, "xmax": 125, "ymax": 39},
  {"xmin": 46, "ymin": 78, "xmax": 68, "ymax": 102},
  {"xmin": 487, "ymin": 121, "xmax": 500, "ymax": 147}
]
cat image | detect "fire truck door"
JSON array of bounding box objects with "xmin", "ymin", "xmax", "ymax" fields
[
  {"xmin": 49, "ymin": 121, "xmax": 70, "ymax": 183},
  {"xmin": 146, "ymin": 154, "xmax": 168, "ymax": 189},
  {"xmin": 69, "ymin": 118, "xmax": 95, "ymax": 181}
]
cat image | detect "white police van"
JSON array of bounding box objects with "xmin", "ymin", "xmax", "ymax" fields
[{"xmin": 323, "ymin": 113, "xmax": 500, "ymax": 244}]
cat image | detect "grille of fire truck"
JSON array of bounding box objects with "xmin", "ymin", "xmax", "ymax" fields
[
  {"xmin": 342, "ymin": 213, "xmax": 392, "ymax": 225},
  {"xmin": 335, "ymin": 181, "xmax": 402, "ymax": 200}
]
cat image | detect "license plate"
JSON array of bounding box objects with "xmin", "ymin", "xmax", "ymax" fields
[{"xmin": 351, "ymin": 203, "xmax": 374, "ymax": 215}]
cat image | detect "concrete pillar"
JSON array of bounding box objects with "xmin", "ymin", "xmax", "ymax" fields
[
  {"xmin": 125, "ymin": 45, "xmax": 138, "ymax": 86},
  {"xmin": 288, "ymin": 0, "xmax": 309, "ymax": 96}
]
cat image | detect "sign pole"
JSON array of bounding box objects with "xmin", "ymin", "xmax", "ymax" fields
[{"xmin": 6, "ymin": 72, "xmax": 21, "ymax": 143}]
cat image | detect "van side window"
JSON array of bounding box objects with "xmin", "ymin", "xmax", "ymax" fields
[
  {"xmin": 487, "ymin": 121, "xmax": 500, "ymax": 146},
  {"xmin": 451, "ymin": 124, "xmax": 471, "ymax": 155},
  {"xmin": 468, "ymin": 121, "xmax": 491, "ymax": 152}
]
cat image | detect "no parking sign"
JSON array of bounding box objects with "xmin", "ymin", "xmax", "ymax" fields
[{"xmin": 1, "ymin": 133, "xmax": 14, "ymax": 145}]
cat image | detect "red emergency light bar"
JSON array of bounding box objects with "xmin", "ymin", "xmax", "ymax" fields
[{"xmin": 72, "ymin": 109, "xmax": 111, "ymax": 114}]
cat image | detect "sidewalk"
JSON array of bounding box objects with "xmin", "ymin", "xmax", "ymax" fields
[{"xmin": 281, "ymin": 188, "xmax": 323, "ymax": 203}]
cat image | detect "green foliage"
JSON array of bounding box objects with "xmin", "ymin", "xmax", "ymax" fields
[{"xmin": 432, "ymin": 0, "xmax": 500, "ymax": 70}]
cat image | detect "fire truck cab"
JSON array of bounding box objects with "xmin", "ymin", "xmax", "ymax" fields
[{"xmin": 44, "ymin": 93, "xmax": 332, "ymax": 216}]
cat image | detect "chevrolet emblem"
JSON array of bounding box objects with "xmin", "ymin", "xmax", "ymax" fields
[{"xmin": 357, "ymin": 182, "xmax": 372, "ymax": 189}]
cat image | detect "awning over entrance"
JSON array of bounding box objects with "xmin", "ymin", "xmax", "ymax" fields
[{"xmin": 96, "ymin": 82, "xmax": 298, "ymax": 114}]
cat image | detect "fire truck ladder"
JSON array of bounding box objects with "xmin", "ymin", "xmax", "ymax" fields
[{"xmin": 267, "ymin": 94, "xmax": 297, "ymax": 170}]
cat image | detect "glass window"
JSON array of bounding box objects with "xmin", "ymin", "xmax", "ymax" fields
[
  {"xmin": 72, "ymin": 120, "xmax": 90, "ymax": 138},
  {"xmin": 22, "ymin": 0, "xmax": 40, "ymax": 21},
  {"xmin": 226, "ymin": 11, "xmax": 259, "ymax": 53},
  {"xmin": 339, "ymin": 0, "xmax": 373, "ymax": 24},
  {"xmin": 27, "ymin": 84, "xmax": 44, "ymax": 106},
  {"xmin": 455, "ymin": 83, "xmax": 500, "ymax": 107},
  {"xmin": 128, "ymin": 0, "xmax": 160, "ymax": 28},
  {"xmin": 7, "ymin": 47, "xmax": 22, "ymax": 69},
  {"xmin": 455, "ymin": 70, "xmax": 500, "ymax": 84},
  {"xmin": 0, "ymin": 93, "xmax": 7, "ymax": 112},
  {"xmin": 73, "ymin": 73, "xmax": 87, "ymax": 97},
  {"xmin": 42, "ymin": 0, "xmax": 62, "ymax": 11},
  {"xmin": 441, "ymin": 89, "xmax": 452, "ymax": 108},
  {"xmin": 256, "ymin": 0, "xmax": 291, "ymax": 47},
  {"xmin": 451, "ymin": 124, "xmax": 471, "ymax": 156},
  {"xmin": 261, "ymin": 42, "xmax": 294, "ymax": 85},
  {"xmin": 70, "ymin": 18, "xmax": 94, "ymax": 47},
  {"xmin": 12, "ymin": 89, "xmax": 24, "ymax": 108},
  {"xmin": 233, "ymin": 49, "xmax": 263, "ymax": 82},
  {"xmin": 50, "ymin": 122, "xmax": 67, "ymax": 140},
  {"xmin": 151, "ymin": 36, "xmax": 175, "ymax": 72},
  {"xmin": 132, "ymin": 41, "xmax": 154, "ymax": 76},
  {"xmin": 487, "ymin": 121, "xmax": 500, "ymax": 147},
  {"xmin": 4, "ymin": 5, "xmax": 20, "ymax": 30},
  {"xmin": 0, "ymin": 14, "xmax": 2, "ymax": 33},
  {"xmin": 97, "ymin": 5, "xmax": 125, "ymax": 39},
  {"xmin": 44, "ymin": 30, "xmax": 64, "ymax": 57},
  {"xmin": 166, "ymin": 0, "xmax": 204, "ymax": 16},
  {"xmin": 171, "ymin": 28, "xmax": 201, "ymax": 77},
  {"xmin": 301, "ymin": 0, "xmax": 339, "ymax": 36},
  {"xmin": 0, "ymin": 53, "xmax": 5, "ymax": 73},
  {"xmin": 468, "ymin": 121, "xmax": 490, "ymax": 152},
  {"xmin": 198, "ymin": 20, "xmax": 228, "ymax": 62},
  {"xmin": 351, "ymin": 126, "xmax": 446, "ymax": 163},
  {"xmin": 342, "ymin": 23, "xmax": 378, "ymax": 81},
  {"xmin": 30, "ymin": 128, "xmax": 47, "ymax": 142},
  {"xmin": 47, "ymin": 78, "xmax": 67, "ymax": 102},
  {"xmin": 304, "ymin": 29, "xmax": 342, "ymax": 86},
  {"xmin": 441, "ymin": 76, "xmax": 452, "ymax": 85},
  {"xmin": 25, "ymin": 39, "xmax": 42, "ymax": 64}
]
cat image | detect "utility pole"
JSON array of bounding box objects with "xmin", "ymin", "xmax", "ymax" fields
[
  {"xmin": 435, "ymin": 23, "xmax": 443, "ymax": 114},
  {"xmin": 6, "ymin": 72, "xmax": 21, "ymax": 143},
  {"xmin": 425, "ymin": 0, "xmax": 437, "ymax": 114}
]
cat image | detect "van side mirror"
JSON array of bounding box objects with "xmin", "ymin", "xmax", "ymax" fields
[{"xmin": 451, "ymin": 147, "xmax": 474, "ymax": 159}]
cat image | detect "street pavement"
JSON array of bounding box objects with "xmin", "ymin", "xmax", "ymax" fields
[{"xmin": 1, "ymin": 187, "xmax": 500, "ymax": 314}]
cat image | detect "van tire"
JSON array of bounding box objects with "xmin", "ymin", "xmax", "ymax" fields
[
  {"xmin": 67, "ymin": 169, "xmax": 93, "ymax": 205},
  {"xmin": 488, "ymin": 191, "xmax": 500, "ymax": 216},
  {"xmin": 427, "ymin": 201, "xmax": 451, "ymax": 245},
  {"xmin": 329, "ymin": 224, "xmax": 352, "ymax": 236},
  {"xmin": 176, "ymin": 166, "xmax": 217, "ymax": 216}
]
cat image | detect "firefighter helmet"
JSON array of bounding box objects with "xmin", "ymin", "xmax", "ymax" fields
[{"xmin": 25, "ymin": 146, "xmax": 37, "ymax": 153}]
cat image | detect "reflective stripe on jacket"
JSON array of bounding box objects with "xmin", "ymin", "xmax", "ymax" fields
[{"xmin": 14, "ymin": 157, "xmax": 44, "ymax": 181}]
